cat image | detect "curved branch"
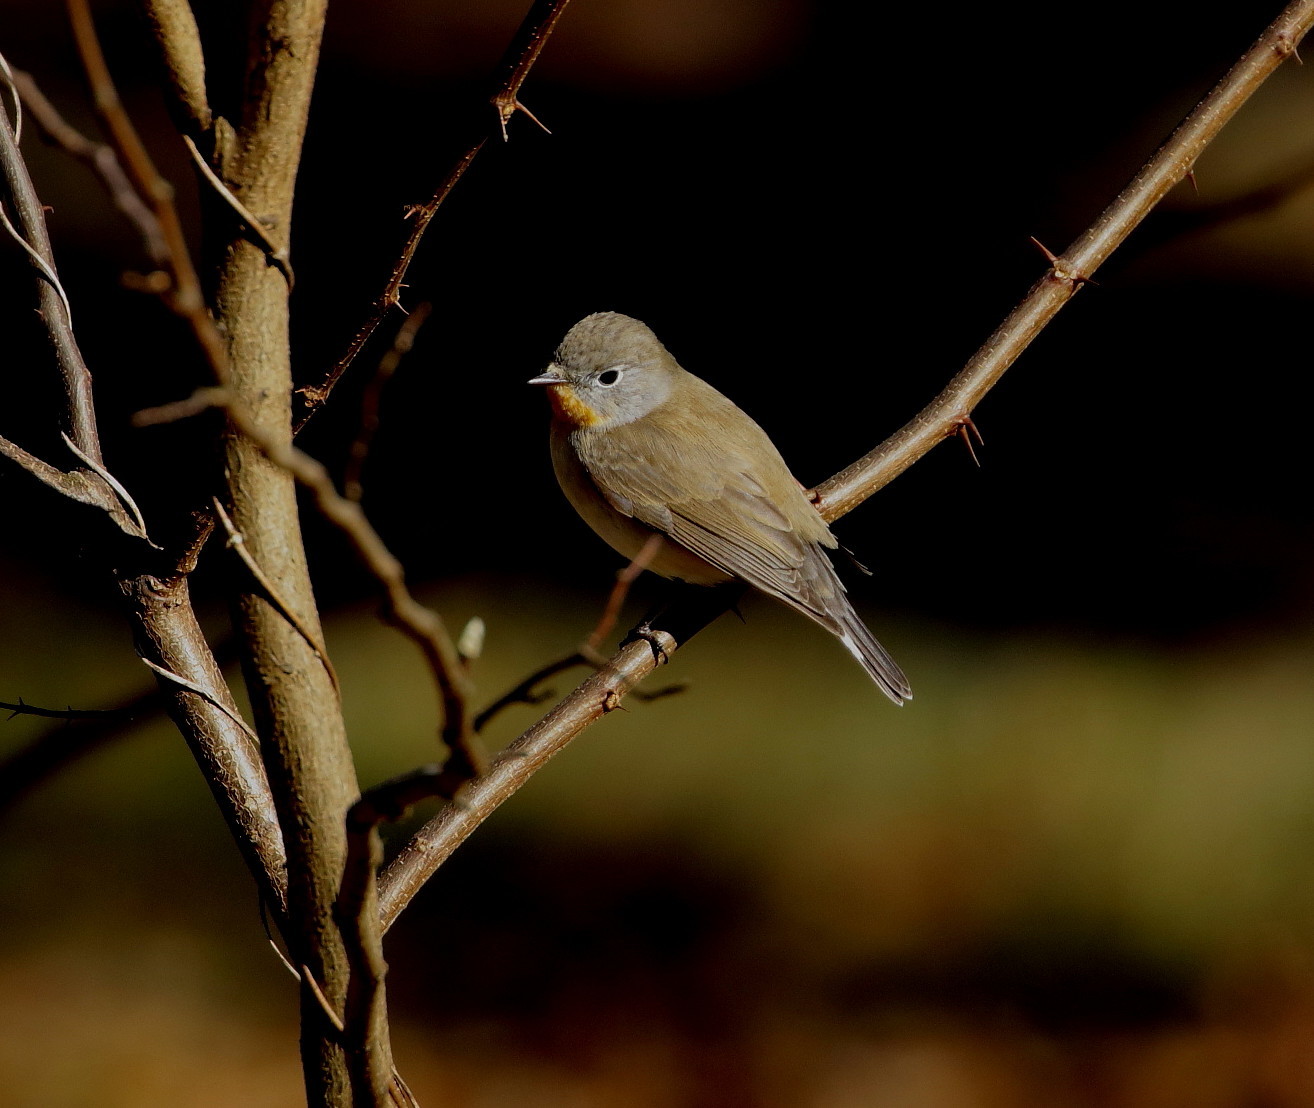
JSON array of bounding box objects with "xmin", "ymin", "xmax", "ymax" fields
[{"xmin": 377, "ymin": 0, "xmax": 1314, "ymax": 932}]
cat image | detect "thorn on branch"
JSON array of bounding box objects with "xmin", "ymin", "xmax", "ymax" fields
[
  {"xmin": 492, "ymin": 94, "xmax": 551, "ymax": 141},
  {"xmin": 300, "ymin": 964, "xmax": 346, "ymax": 1035},
  {"xmin": 474, "ymin": 535, "xmax": 686, "ymax": 733},
  {"xmin": 212, "ymin": 498, "xmax": 340, "ymax": 693},
  {"xmin": 953, "ymin": 415, "xmax": 984, "ymax": 467},
  {"xmin": 183, "ymin": 135, "xmax": 294, "ymax": 288},
  {"xmin": 298, "ymin": 0, "xmax": 573, "ymax": 423},
  {"xmin": 1028, "ymin": 235, "xmax": 1095, "ymax": 289}
]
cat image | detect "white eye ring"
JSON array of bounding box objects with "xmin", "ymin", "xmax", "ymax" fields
[{"xmin": 596, "ymin": 366, "xmax": 625, "ymax": 387}]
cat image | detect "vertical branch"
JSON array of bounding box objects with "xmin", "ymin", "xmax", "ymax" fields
[
  {"xmin": 0, "ymin": 67, "xmax": 288, "ymax": 918},
  {"xmin": 199, "ymin": 2, "xmax": 376, "ymax": 1102}
]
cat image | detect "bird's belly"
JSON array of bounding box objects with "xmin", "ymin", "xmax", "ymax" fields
[{"xmin": 550, "ymin": 426, "xmax": 731, "ymax": 586}]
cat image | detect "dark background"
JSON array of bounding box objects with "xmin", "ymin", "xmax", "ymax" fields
[{"xmin": 4, "ymin": 2, "xmax": 1314, "ymax": 1104}]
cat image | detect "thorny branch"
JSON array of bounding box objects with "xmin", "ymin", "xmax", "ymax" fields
[
  {"xmin": 473, "ymin": 533, "xmax": 684, "ymax": 733},
  {"xmin": 0, "ymin": 42, "xmax": 286, "ymax": 914},
  {"xmin": 376, "ymin": 0, "xmax": 1314, "ymax": 931},
  {"xmin": 137, "ymin": 391, "xmax": 485, "ymax": 786},
  {"xmin": 1, "ymin": 698, "xmax": 134, "ymax": 721},
  {"xmin": 23, "ymin": 32, "xmax": 477, "ymax": 789},
  {"xmin": 66, "ymin": 0, "xmax": 225, "ymax": 377},
  {"xmin": 12, "ymin": 68, "xmax": 168, "ymax": 265},
  {"xmin": 344, "ymin": 302, "xmax": 432, "ymax": 503},
  {"xmin": 297, "ymin": 0, "xmax": 574, "ymax": 420}
]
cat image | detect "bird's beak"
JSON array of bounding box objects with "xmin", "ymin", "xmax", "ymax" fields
[{"xmin": 527, "ymin": 364, "xmax": 567, "ymax": 386}]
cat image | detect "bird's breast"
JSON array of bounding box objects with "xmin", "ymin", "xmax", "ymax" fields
[{"xmin": 548, "ymin": 424, "xmax": 731, "ymax": 585}]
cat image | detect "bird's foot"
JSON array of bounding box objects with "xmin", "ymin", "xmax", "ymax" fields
[{"xmin": 621, "ymin": 620, "xmax": 672, "ymax": 665}]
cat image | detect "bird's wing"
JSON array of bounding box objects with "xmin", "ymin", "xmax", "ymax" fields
[
  {"xmin": 571, "ymin": 392, "xmax": 843, "ymax": 619},
  {"xmin": 572, "ymin": 389, "xmax": 912, "ymax": 704}
]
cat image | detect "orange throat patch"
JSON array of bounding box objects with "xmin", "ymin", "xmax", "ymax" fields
[{"xmin": 546, "ymin": 383, "xmax": 600, "ymax": 428}]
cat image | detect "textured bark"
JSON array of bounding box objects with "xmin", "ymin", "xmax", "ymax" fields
[{"xmin": 206, "ymin": 3, "xmax": 368, "ymax": 1103}]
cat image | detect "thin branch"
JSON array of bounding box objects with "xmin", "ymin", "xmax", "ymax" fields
[
  {"xmin": 473, "ymin": 532, "xmax": 682, "ymax": 733},
  {"xmin": 0, "ymin": 55, "xmax": 100, "ymax": 461},
  {"xmin": 11, "ymin": 68, "xmax": 168, "ymax": 265},
  {"xmin": 582, "ymin": 533, "xmax": 664, "ymax": 653},
  {"xmin": 813, "ymin": 2, "xmax": 1314, "ymax": 523},
  {"xmin": 66, "ymin": 0, "xmax": 229, "ymax": 378},
  {"xmin": 0, "ymin": 698, "xmax": 134, "ymax": 721},
  {"xmin": 0, "ymin": 20, "xmax": 287, "ymax": 925},
  {"xmin": 0, "ymin": 432, "xmax": 150, "ymax": 543},
  {"xmin": 296, "ymin": 0, "xmax": 574, "ymax": 421},
  {"xmin": 337, "ymin": 767, "xmax": 449, "ymax": 1107},
  {"xmin": 488, "ymin": 0, "xmax": 574, "ymax": 139},
  {"xmin": 344, "ymin": 302, "xmax": 431, "ymax": 502},
  {"xmin": 138, "ymin": 389, "xmax": 484, "ymax": 785},
  {"xmin": 0, "ymin": 690, "xmax": 158, "ymax": 815},
  {"xmin": 473, "ymin": 652, "xmax": 587, "ymax": 734},
  {"xmin": 377, "ymin": 0, "xmax": 1314, "ymax": 931}
]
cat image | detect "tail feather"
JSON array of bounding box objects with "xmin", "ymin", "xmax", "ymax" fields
[
  {"xmin": 836, "ymin": 611, "xmax": 911, "ymax": 705},
  {"xmin": 794, "ymin": 547, "xmax": 911, "ymax": 705}
]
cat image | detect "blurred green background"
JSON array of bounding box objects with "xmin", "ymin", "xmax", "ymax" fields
[{"xmin": 5, "ymin": 1, "xmax": 1314, "ymax": 1105}]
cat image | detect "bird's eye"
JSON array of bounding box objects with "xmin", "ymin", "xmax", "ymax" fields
[{"xmin": 596, "ymin": 367, "xmax": 623, "ymax": 387}]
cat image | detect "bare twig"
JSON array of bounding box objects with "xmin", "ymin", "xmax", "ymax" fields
[
  {"xmin": 582, "ymin": 533, "xmax": 664, "ymax": 653},
  {"xmin": 0, "ymin": 11, "xmax": 287, "ymax": 930},
  {"xmin": 0, "ymin": 690, "xmax": 158, "ymax": 816},
  {"xmin": 338, "ymin": 766, "xmax": 450, "ymax": 1106},
  {"xmin": 297, "ymin": 0, "xmax": 574, "ymax": 421},
  {"xmin": 488, "ymin": 0, "xmax": 574, "ymax": 139},
  {"xmin": 1, "ymin": 698, "xmax": 133, "ymax": 721},
  {"xmin": 473, "ymin": 652, "xmax": 587, "ymax": 734},
  {"xmin": 344, "ymin": 302, "xmax": 432, "ymax": 502},
  {"xmin": 0, "ymin": 57, "xmax": 99, "ymax": 460},
  {"xmin": 813, "ymin": 2, "xmax": 1314, "ymax": 524},
  {"xmin": 377, "ymin": 0, "xmax": 1314, "ymax": 931},
  {"xmin": 137, "ymin": 385, "xmax": 483, "ymax": 783},
  {"xmin": 11, "ymin": 68, "xmax": 168, "ymax": 265},
  {"xmin": 474, "ymin": 533, "xmax": 684, "ymax": 733},
  {"xmin": 0, "ymin": 52, "xmax": 23, "ymax": 143},
  {"xmin": 66, "ymin": 0, "xmax": 229, "ymax": 379}
]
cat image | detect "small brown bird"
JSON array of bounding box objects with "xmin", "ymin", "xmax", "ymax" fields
[{"xmin": 529, "ymin": 312, "xmax": 910, "ymax": 704}]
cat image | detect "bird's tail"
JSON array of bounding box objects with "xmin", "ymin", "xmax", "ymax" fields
[{"xmin": 835, "ymin": 606, "xmax": 912, "ymax": 706}]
